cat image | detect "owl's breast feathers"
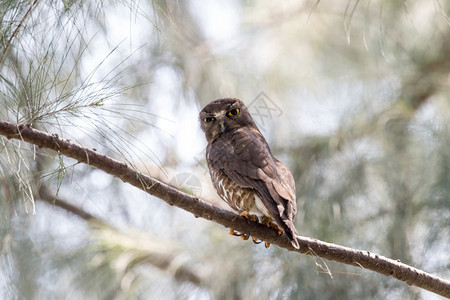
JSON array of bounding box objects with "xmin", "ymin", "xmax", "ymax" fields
[{"xmin": 206, "ymin": 126, "xmax": 299, "ymax": 248}]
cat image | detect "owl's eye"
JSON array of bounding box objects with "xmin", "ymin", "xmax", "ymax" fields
[
  {"xmin": 227, "ymin": 108, "xmax": 240, "ymax": 117},
  {"xmin": 203, "ymin": 117, "xmax": 215, "ymax": 123}
]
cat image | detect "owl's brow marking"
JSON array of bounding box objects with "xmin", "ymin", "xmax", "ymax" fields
[{"xmin": 213, "ymin": 110, "xmax": 226, "ymax": 118}]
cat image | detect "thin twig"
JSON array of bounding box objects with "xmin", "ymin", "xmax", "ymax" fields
[{"xmin": 0, "ymin": 0, "xmax": 40, "ymax": 67}]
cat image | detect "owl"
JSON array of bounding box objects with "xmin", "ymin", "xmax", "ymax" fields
[{"xmin": 199, "ymin": 98, "xmax": 299, "ymax": 249}]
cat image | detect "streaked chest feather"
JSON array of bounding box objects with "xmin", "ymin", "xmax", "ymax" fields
[{"xmin": 210, "ymin": 170, "xmax": 269, "ymax": 217}]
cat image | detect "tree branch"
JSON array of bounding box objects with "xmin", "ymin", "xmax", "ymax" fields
[
  {"xmin": 38, "ymin": 185, "xmax": 97, "ymax": 222},
  {"xmin": 38, "ymin": 185, "xmax": 201, "ymax": 285},
  {"xmin": 1, "ymin": 120, "xmax": 449, "ymax": 298}
]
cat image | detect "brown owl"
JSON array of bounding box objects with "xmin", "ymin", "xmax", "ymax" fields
[{"xmin": 199, "ymin": 98, "xmax": 299, "ymax": 249}]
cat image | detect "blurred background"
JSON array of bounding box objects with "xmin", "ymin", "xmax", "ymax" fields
[{"xmin": 1, "ymin": 0, "xmax": 449, "ymax": 299}]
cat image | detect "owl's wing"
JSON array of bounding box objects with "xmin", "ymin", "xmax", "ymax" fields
[{"xmin": 208, "ymin": 127, "xmax": 299, "ymax": 248}]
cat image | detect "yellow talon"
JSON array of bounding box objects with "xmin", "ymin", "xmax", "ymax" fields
[
  {"xmin": 229, "ymin": 229, "xmax": 239, "ymax": 236},
  {"xmin": 252, "ymin": 237, "xmax": 262, "ymax": 244},
  {"xmin": 231, "ymin": 213, "xmax": 277, "ymax": 247},
  {"xmin": 240, "ymin": 211, "xmax": 250, "ymax": 219},
  {"xmin": 261, "ymin": 216, "xmax": 284, "ymax": 235},
  {"xmin": 261, "ymin": 216, "xmax": 272, "ymax": 227},
  {"xmin": 240, "ymin": 211, "xmax": 258, "ymax": 222},
  {"xmin": 274, "ymin": 226, "xmax": 284, "ymax": 236}
]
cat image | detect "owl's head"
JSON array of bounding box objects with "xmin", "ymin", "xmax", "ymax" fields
[{"xmin": 199, "ymin": 98, "xmax": 257, "ymax": 142}]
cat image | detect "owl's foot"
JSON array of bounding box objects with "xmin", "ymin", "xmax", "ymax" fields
[
  {"xmin": 229, "ymin": 229, "xmax": 242, "ymax": 236},
  {"xmin": 231, "ymin": 213, "xmax": 274, "ymax": 248},
  {"xmin": 260, "ymin": 216, "xmax": 272, "ymax": 228},
  {"xmin": 261, "ymin": 217, "xmax": 284, "ymax": 235},
  {"xmin": 229, "ymin": 229, "xmax": 250, "ymax": 240},
  {"xmin": 240, "ymin": 211, "xmax": 258, "ymax": 222},
  {"xmin": 252, "ymin": 237, "xmax": 262, "ymax": 244}
]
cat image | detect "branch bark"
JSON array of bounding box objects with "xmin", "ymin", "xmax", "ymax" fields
[{"xmin": 1, "ymin": 120, "xmax": 449, "ymax": 298}]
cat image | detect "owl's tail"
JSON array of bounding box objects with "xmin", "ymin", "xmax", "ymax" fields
[{"xmin": 283, "ymin": 221, "xmax": 300, "ymax": 249}]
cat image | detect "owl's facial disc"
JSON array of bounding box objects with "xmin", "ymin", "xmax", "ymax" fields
[
  {"xmin": 200, "ymin": 98, "xmax": 257, "ymax": 142},
  {"xmin": 205, "ymin": 110, "xmax": 228, "ymax": 134}
]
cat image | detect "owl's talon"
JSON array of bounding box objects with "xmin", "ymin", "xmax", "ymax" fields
[
  {"xmin": 229, "ymin": 229, "xmax": 241, "ymax": 236},
  {"xmin": 240, "ymin": 211, "xmax": 249, "ymax": 218},
  {"xmin": 261, "ymin": 216, "xmax": 272, "ymax": 228},
  {"xmin": 241, "ymin": 234, "xmax": 250, "ymax": 240},
  {"xmin": 252, "ymin": 237, "xmax": 262, "ymax": 244},
  {"xmin": 261, "ymin": 217, "xmax": 284, "ymax": 235},
  {"xmin": 265, "ymin": 242, "xmax": 271, "ymax": 248},
  {"xmin": 271, "ymin": 223, "xmax": 284, "ymax": 235},
  {"xmin": 240, "ymin": 211, "xmax": 259, "ymax": 222}
]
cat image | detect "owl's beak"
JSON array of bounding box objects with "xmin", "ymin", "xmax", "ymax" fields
[{"xmin": 219, "ymin": 120, "xmax": 228, "ymax": 133}]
